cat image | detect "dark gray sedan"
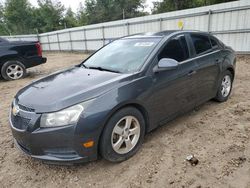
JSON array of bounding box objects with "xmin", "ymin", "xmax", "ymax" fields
[{"xmin": 10, "ymin": 30, "xmax": 236, "ymax": 164}]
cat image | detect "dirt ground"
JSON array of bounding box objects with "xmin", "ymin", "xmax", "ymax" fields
[{"xmin": 0, "ymin": 52, "xmax": 250, "ymax": 188}]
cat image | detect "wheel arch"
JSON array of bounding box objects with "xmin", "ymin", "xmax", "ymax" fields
[
  {"xmin": 226, "ymin": 67, "xmax": 235, "ymax": 80},
  {"xmin": 0, "ymin": 55, "xmax": 25, "ymax": 70}
]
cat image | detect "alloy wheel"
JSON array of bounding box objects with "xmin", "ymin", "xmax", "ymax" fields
[
  {"xmin": 221, "ymin": 75, "xmax": 232, "ymax": 97},
  {"xmin": 111, "ymin": 116, "xmax": 141, "ymax": 154},
  {"xmin": 6, "ymin": 64, "xmax": 24, "ymax": 80}
]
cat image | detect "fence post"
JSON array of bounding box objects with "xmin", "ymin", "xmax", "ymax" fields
[
  {"xmin": 83, "ymin": 29, "xmax": 88, "ymax": 52},
  {"xmin": 56, "ymin": 33, "xmax": 61, "ymax": 51},
  {"xmin": 127, "ymin": 23, "xmax": 130, "ymax": 35},
  {"xmin": 159, "ymin": 18, "xmax": 163, "ymax": 31},
  {"xmin": 36, "ymin": 28, "xmax": 40, "ymax": 43},
  {"xmin": 37, "ymin": 34, "xmax": 40, "ymax": 43},
  {"xmin": 207, "ymin": 9, "xmax": 212, "ymax": 33},
  {"xmin": 47, "ymin": 35, "xmax": 51, "ymax": 51},
  {"xmin": 102, "ymin": 26, "xmax": 105, "ymax": 46},
  {"xmin": 69, "ymin": 31, "xmax": 73, "ymax": 51}
]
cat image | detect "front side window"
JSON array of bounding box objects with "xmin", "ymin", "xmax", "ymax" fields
[
  {"xmin": 158, "ymin": 35, "xmax": 189, "ymax": 62},
  {"xmin": 84, "ymin": 38, "xmax": 161, "ymax": 73},
  {"xmin": 190, "ymin": 34, "xmax": 212, "ymax": 55},
  {"xmin": 210, "ymin": 37, "xmax": 219, "ymax": 49}
]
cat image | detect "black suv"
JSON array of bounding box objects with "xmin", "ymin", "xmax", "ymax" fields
[{"xmin": 0, "ymin": 37, "xmax": 46, "ymax": 80}]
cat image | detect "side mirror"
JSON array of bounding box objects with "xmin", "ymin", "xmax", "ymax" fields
[{"xmin": 153, "ymin": 58, "xmax": 179, "ymax": 73}]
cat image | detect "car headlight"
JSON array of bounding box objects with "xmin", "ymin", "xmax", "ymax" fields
[{"xmin": 40, "ymin": 100, "xmax": 93, "ymax": 128}]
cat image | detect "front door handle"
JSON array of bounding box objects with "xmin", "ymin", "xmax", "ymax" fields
[{"xmin": 188, "ymin": 70, "xmax": 197, "ymax": 76}]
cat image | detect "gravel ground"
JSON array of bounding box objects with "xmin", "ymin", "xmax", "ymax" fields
[{"xmin": 0, "ymin": 53, "xmax": 250, "ymax": 188}]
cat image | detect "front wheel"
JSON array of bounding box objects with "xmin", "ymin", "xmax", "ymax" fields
[
  {"xmin": 214, "ymin": 70, "xmax": 233, "ymax": 102},
  {"xmin": 100, "ymin": 107, "xmax": 145, "ymax": 162}
]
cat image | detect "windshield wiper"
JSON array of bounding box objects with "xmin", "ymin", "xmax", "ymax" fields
[
  {"xmin": 82, "ymin": 64, "xmax": 89, "ymax": 68},
  {"xmin": 88, "ymin": 66, "xmax": 121, "ymax": 73}
]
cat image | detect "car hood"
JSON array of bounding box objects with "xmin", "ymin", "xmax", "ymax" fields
[{"xmin": 16, "ymin": 67, "xmax": 132, "ymax": 113}]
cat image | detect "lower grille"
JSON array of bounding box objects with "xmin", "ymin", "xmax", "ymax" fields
[{"xmin": 11, "ymin": 115, "xmax": 31, "ymax": 130}]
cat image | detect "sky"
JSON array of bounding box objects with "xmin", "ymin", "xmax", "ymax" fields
[{"xmin": 0, "ymin": 0, "xmax": 160, "ymax": 13}]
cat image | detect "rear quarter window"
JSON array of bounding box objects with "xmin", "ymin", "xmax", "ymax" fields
[{"xmin": 190, "ymin": 34, "xmax": 212, "ymax": 55}]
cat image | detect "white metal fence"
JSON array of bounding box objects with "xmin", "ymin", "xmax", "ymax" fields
[{"xmin": 2, "ymin": 0, "xmax": 250, "ymax": 53}]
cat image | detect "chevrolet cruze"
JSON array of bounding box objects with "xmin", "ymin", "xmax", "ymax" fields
[{"xmin": 9, "ymin": 31, "xmax": 236, "ymax": 164}]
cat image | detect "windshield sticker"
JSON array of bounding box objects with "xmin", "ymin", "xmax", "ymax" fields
[{"xmin": 134, "ymin": 42, "xmax": 155, "ymax": 47}]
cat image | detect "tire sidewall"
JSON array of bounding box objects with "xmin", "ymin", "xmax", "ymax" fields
[
  {"xmin": 1, "ymin": 60, "xmax": 26, "ymax": 81},
  {"xmin": 100, "ymin": 107, "xmax": 145, "ymax": 162}
]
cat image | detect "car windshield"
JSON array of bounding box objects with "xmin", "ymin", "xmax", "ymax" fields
[{"xmin": 83, "ymin": 38, "xmax": 161, "ymax": 73}]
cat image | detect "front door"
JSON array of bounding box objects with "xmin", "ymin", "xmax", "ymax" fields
[{"xmin": 146, "ymin": 34, "xmax": 199, "ymax": 129}]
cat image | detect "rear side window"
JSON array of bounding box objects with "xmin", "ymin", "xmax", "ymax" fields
[
  {"xmin": 190, "ymin": 34, "xmax": 212, "ymax": 55},
  {"xmin": 158, "ymin": 35, "xmax": 189, "ymax": 62}
]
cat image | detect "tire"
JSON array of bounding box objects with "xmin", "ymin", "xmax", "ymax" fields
[
  {"xmin": 100, "ymin": 107, "xmax": 145, "ymax": 162},
  {"xmin": 214, "ymin": 70, "xmax": 233, "ymax": 102},
  {"xmin": 1, "ymin": 60, "xmax": 26, "ymax": 81}
]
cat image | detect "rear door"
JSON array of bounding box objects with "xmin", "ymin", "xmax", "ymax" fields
[{"xmin": 188, "ymin": 34, "xmax": 221, "ymax": 105}]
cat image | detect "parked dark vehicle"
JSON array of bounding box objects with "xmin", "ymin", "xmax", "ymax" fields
[
  {"xmin": 0, "ymin": 37, "xmax": 47, "ymax": 80},
  {"xmin": 9, "ymin": 31, "xmax": 236, "ymax": 164}
]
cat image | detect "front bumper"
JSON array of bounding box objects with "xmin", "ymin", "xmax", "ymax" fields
[
  {"xmin": 9, "ymin": 110, "xmax": 98, "ymax": 164},
  {"xmin": 14, "ymin": 139, "xmax": 89, "ymax": 164}
]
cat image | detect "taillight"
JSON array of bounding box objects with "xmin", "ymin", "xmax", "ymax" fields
[{"xmin": 36, "ymin": 42, "xmax": 42, "ymax": 56}]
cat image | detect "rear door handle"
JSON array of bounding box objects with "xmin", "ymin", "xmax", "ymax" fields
[
  {"xmin": 215, "ymin": 59, "xmax": 220, "ymax": 64},
  {"xmin": 188, "ymin": 70, "xmax": 197, "ymax": 76}
]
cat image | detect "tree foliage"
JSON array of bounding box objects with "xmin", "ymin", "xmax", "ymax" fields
[
  {"xmin": 76, "ymin": 2, "xmax": 88, "ymax": 26},
  {"xmin": 4, "ymin": 0, "xmax": 34, "ymax": 34},
  {"xmin": 34, "ymin": 0, "xmax": 65, "ymax": 33},
  {"xmin": 0, "ymin": 3, "xmax": 9, "ymax": 35},
  {"xmin": 0, "ymin": 0, "xmax": 238, "ymax": 35},
  {"xmin": 64, "ymin": 7, "xmax": 78, "ymax": 28},
  {"xmin": 82, "ymin": 0, "xmax": 147, "ymax": 25},
  {"xmin": 152, "ymin": 0, "xmax": 236, "ymax": 14}
]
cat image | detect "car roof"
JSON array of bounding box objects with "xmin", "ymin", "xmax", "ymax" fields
[
  {"xmin": 123, "ymin": 30, "xmax": 210, "ymax": 39},
  {"xmin": 0, "ymin": 37, "xmax": 8, "ymax": 42}
]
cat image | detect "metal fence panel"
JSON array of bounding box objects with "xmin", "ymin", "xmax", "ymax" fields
[
  {"xmin": 104, "ymin": 25, "xmax": 127, "ymax": 38},
  {"xmin": 1, "ymin": 0, "xmax": 250, "ymax": 53}
]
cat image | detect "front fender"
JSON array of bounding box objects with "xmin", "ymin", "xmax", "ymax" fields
[{"xmin": 75, "ymin": 75, "xmax": 152, "ymax": 149}]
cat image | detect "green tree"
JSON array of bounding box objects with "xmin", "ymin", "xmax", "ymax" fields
[
  {"xmin": 34, "ymin": 0, "xmax": 65, "ymax": 33},
  {"xmin": 64, "ymin": 7, "xmax": 78, "ymax": 28},
  {"xmin": 4, "ymin": 0, "xmax": 35, "ymax": 34},
  {"xmin": 76, "ymin": 2, "xmax": 88, "ymax": 26},
  {"xmin": 83, "ymin": 0, "xmax": 147, "ymax": 24},
  {"xmin": 152, "ymin": 0, "xmax": 236, "ymax": 14},
  {"xmin": 0, "ymin": 3, "xmax": 9, "ymax": 35}
]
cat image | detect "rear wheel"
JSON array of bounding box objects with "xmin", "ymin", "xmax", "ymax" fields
[
  {"xmin": 1, "ymin": 60, "xmax": 26, "ymax": 81},
  {"xmin": 100, "ymin": 107, "xmax": 145, "ymax": 162},
  {"xmin": 214, "ymin": 70, "xmax": 233, "ymax": 102}
]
